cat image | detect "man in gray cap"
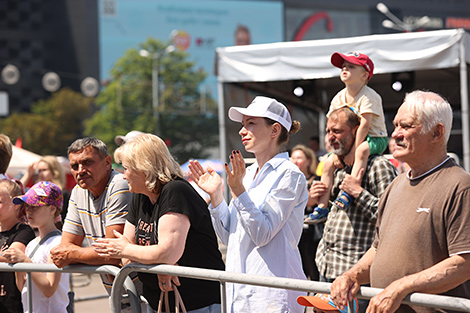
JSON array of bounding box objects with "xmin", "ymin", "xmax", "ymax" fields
[{"xmin": 114, "ymin": 130, "xmax": 145, "ymax": 146}]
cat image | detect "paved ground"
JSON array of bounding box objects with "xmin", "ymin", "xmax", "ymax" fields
[{"xmin": 72, "ymin": 273, "xmax": 111, "ymax": 313}]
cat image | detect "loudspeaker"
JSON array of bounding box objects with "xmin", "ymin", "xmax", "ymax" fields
[
  {"xmin": 1, "ymin": 64, "xmax": 20, "ymax": 85},
  {"xmin": 42, "ymin": 72, "xmax": 61, "ymax": 92},
  {"xmin": 80, "ymin": 77, "xmax": 100, "ymax": 97}
]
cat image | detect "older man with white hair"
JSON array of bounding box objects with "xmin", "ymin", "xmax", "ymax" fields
[{"xmin": 330, "ymin": 90, "xmax": 470, "ymax": 313}]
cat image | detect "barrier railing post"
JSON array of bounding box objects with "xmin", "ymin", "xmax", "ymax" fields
[
  {"xmin": 110, "ymin": 266, "xmax": 136, "ymax": 313},
  {"xmin": 27, "ymin": 272, "xmax": 33, "ymax": 312},
  {"xmin": 220, "ymin": 281, "xmax": 226, "ymax": 313},
  {"xmin": 63, "ymin": 265, "xmax": 141, "ymax": 313}
]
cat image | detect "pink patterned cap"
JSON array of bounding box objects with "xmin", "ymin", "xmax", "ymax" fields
[{"xmin": 13, "ymin": 181, "xmax": 63, "ymax": 211}]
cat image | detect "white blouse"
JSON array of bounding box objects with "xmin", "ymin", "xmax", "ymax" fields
[{"xmin": 210, "ymin": 152, "xmax": 308, "ymax": 313}]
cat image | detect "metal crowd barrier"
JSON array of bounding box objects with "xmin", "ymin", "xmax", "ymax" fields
[
  {"xmin": 111, "ymin": 263, "xmax": 470, "ymax": 313},
  {"xmin": 0, "ymin": 263, "xmax": 140, "ymax": 312},
  {"xmin": 1, "ymin": 262, "xmax": 470, "ymax": 313}
]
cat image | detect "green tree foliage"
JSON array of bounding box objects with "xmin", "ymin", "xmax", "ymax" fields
[
  {"xmin": 0, "ymin": 88, "xmax": 93, "ymax": 156},
  {"xmin": 84, "ymin": 38, "xmax": 218, "ymax": 163}
]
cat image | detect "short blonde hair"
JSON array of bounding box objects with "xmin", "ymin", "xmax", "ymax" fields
[
  {"xmin": 114, "ymin": 134, "xmax": 183, "ymax": 194},
  {"xmin": 39, "ymin": 156, "xmax": 65, "ymax": 190}
]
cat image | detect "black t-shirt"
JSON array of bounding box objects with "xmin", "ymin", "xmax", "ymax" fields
[
  {"xmin": 0, "ymin": 223, "xmax": 35, "ymax": 313},
  {"xmin": 127, "ymin": 178, "xmax": 225, "ymax": 311}
]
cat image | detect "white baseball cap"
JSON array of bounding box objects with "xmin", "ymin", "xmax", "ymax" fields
[
  {"xmin": 114, "ymin": 130, "xmax": 145, "ymax": 146},
  {"xmin": 228, "ymin": 96, "xmax": 292, "ymax": 131}
]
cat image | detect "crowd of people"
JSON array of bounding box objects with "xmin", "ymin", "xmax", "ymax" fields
[{"xmin": 0, "ymin": 50, "xmax": 468, "ymax": 313}]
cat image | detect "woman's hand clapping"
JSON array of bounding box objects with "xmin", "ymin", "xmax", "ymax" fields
[
  {"xmin": 225, "ymin": 150, "xmax": 246, "ymax": 198},
  {"xmin": 189, "ymin": 160, "xmax": 224, "ymax": 207}
]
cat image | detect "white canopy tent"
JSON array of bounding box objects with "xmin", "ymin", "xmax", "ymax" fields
[
  {"xmin": 7, "ymin": 146, "xmax": 42, "ymax": 179},
  {"xmin": 216, "ymin": 29, "xmax": 470, "ymax": 170}
]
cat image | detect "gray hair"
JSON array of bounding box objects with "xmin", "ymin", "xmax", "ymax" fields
[
  {"xmin": 403, "ymin": 91, "xmax": 453, "ymax": 143},
  {"xmin": 67, "ymin": 137, "xmax": 109, "ymax": 159}
]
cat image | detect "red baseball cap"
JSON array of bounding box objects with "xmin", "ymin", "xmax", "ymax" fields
[{"xmin": 331, "ymin": 51, "xmax": 374, "ymax": 80}]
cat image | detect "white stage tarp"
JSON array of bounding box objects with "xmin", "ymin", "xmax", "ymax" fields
[
  {"xmin": 217, "ymin": 29, "xmax": 470, "ymax": 83},
  {"xmin": 7, "ymin": 146, "xmax": 42, "ymax": 179},
  {"xmin": 216, "ymin": 29, "xmax": 470, "ymax": 170}
]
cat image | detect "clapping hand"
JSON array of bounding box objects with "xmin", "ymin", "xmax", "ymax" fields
[
  {"xmin": 309, "ymin": 181, "xmax": 328, "ymax": 205},
  {"xmin": 188, "ymin": 160, "xmax": 223, "ymax": 195},
  {"xmin": 225, "ymin": 150, "xmax": 246, "ymax": 198},
  {"xmin": 189, "ymin": 160, "xmax": 225, "ymax": 206}
]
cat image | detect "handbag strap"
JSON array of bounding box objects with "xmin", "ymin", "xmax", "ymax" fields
[
  {"xmin": 173, "ymin": 285, "xmax": 187, "ymax": 313},
  {"xmin": 157, "ymin": 292, "xmax": 163, "ymax": 313},
  {"xmin": 28, "ymin": 230, "xmax": 61, "ymax": 259},
  {"xmin": 158, "ymin": 290, "xmax": 170, "ymax": 313},
  {"xmin": 164, "ymin": 291, "xmax": 170, "ymax": 313},
  {"xmin": 157, "ymin": 285, "xmax": 187, "ymax": 313}
]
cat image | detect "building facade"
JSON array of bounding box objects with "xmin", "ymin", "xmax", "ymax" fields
[{"xmin": 0, "ymin": 0, "xmax": 99, "ymax": 113}]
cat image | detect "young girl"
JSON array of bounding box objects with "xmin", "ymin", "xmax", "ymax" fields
[
  {"xmin": 20, "ymin": 156, "xmax": 69, "ymax": 225},
  {"xmin": 0, "ymin": 179, "xmax": 35, "ymax": 313},
  {"xmin": 3, "ymin": 181, "xmax": 69, "ymax": 313}
]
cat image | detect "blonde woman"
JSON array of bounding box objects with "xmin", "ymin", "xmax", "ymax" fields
[
  {"xmin": 189, "ymin": 96, "xmax": 308, "ymax": 313},
  {"xmin": 21, "ymin": 156, "xmax": 65, "ymax": 190},
  {"xmin": 21, "ymin": 156, "xmax": 69, "ymax": 224},
  {"xmin": 291, "ymin": 144, "xmax": 323, "ymax": 281},
  {"xmin": 93, "ymin": 134, "xmax": 224, "ymax": 313}
]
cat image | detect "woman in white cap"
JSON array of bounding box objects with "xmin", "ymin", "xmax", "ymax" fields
[{"xmin": 189, "ymin": 96, "xmax": 308, "ymax": 313}]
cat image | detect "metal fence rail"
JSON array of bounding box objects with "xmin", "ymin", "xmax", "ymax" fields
[
  {"xmin": 0, "ymin": 263, "xmax": 140, "ymax": 312},
  {"xmin": 1, "ymin": 262, "xmax": 470, "ymax": 313},
  {"xmin": 111, "ymin": 263, "xmax": 470, "ymax": 313}
]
